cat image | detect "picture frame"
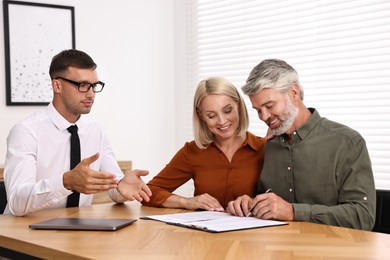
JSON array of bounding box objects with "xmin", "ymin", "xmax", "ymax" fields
[{"xmin": 3, "ymin": 0, "xmax": 75, "ymax": 106}]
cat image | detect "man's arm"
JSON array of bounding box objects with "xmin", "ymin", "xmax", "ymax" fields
[
  {"xmin": 4, "ymin": 124, "xmax": 71, "ymax": 216},
  {"xmin": 293, "ymin": 137, "xmax": 376, "ymax": 230},
  {"xmin": 116, "ymin": 170, "xmax": 152, "ymax": 202},
  {"xmin": 97, "ymin": 129, "xmax": 151, "ymax": 203}
]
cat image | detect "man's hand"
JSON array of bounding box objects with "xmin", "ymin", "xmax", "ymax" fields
[
  {"xmin": 226, "ymin": 195, "xmax": 254, "ymax": 217},
  {"xmin": 117, "ymin": 170, "xmax": 152, "ymax": 202},
  {"xmin": 63, "ymin": 153, "xmax": 118, "ymax": 194},
  {"xmin": 247, "ymin": 193, "xmax": 294, "ymax": 220},
  {"xmin": 227, "ymin": 193, "xmax": 294, "ymax": 221}
]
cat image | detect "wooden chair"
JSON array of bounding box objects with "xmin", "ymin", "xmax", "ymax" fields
[{"xmin": 92, "ymin": 160, "xmax": 132, "ymax": 204}]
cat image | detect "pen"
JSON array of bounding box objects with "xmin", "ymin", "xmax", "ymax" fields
[{"xmin": 245, "ymin": 188, "xmax": 272, "ymax": 217}]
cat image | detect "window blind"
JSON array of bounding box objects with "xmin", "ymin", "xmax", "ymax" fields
[{"xmin": 187, "ymin": 0, "xmax": 390, "ymax": 189}]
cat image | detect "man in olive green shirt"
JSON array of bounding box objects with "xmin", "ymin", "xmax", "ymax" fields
[{"xmin": 227, "ymin": 59, "xmax": 376, "ymax": 230}]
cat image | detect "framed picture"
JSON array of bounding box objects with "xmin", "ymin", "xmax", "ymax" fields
[{"xmin": 3, "ymin": 0, "xmax": 75, "ymax": 106}]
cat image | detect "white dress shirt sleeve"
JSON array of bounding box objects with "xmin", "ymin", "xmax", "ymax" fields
[
  {"xmin": 98, "ymin": 127, "xmax": 127, "ymax": 203},
  {"xmin": 4, "ymin": 123, "xmax": 71, "ymax": 216}
]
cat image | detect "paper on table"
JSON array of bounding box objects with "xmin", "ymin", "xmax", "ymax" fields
[{"xmin": 141, "ymin": 211, "xmax": 287, "ymax": 233}]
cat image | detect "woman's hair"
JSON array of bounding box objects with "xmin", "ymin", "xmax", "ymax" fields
[{"xmin": 193, "ymin": 77, "xmax": 249, "ymax": 149}]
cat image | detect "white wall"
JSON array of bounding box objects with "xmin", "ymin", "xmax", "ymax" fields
[{"xmin": 0, "ymin": 0, "xmax": 191, "ymax": 193}]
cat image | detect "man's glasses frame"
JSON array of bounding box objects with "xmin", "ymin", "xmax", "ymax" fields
[{"xmin": 55, "ymin": 77, "xmax": 105, "ymax": 93}]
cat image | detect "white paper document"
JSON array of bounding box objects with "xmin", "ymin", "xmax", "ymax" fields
[{"xmin": 141, "ymin": 211, "xmax": 287, "ymax": 233}]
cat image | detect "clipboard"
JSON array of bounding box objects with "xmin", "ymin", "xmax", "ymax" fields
[
  {"xmin": 141, "ymin": 211, "xmax": 287, "ymax": 233},
  {"xmin": 29, "ymin": 218, "xmax": 137, "ymax": 231}
]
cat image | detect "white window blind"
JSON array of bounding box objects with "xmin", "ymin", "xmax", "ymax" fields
[{"xmin": 187, "ymin": 0, "xmax": 390, "ymax": 189}]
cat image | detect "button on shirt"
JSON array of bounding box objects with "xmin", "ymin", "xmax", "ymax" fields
[
  {"xmin": 4, "ymin": 103, "xmax": 126, "ymax": 216},
  {"xmin": 258, "ymin": 108, "xmax": 376, "ymax": 230}
]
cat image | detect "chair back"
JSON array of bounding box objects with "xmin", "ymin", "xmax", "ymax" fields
[
  {"xmin": 373, "ymin": 189, "xmax": 390, "ymax": 233},
  {"xmin": 0, "ymin": 181, "xmax": 7, "ymax": 214}
]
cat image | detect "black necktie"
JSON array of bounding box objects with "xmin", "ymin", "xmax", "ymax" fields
[{"xmin": 66, "ymin": 125, "xmax": 81, "ymax": 207}]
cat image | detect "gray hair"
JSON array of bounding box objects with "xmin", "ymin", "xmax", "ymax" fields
[{"xmin": 241, "ymin": 59, "xmax": 304, "ymax": 100}]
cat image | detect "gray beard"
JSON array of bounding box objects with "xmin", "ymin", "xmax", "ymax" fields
[{"xmin": 271, "ymin": 97, "xmax": 298, "ymax": 136}]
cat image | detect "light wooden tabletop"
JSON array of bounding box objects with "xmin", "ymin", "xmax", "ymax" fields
[{"xmin": 0, "ymin": 202, "xmax": 389, "ymax": 260}]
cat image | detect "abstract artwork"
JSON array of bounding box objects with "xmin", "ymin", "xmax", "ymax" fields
[{"xmin": 3, "ymin": 1, "xmax": 75, "ymax": 105}]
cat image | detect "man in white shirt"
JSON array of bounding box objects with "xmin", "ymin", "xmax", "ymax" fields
[{"xmin": 4, "ymin": 49, "xmax": 152, "ymax": 216}]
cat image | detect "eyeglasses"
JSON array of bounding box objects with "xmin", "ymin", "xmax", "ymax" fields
[{"xmin": 55, "ymin": 77, "xmax": 105, "ymax": 93}]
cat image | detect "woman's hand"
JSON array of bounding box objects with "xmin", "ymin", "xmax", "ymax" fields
[
  {"xmin": 183, "ymin": 193, "xmax": 224, "ymax": 211},
  {"xmin": 162, "ymin": 193, "xmax": 224, "ymax": 211}
]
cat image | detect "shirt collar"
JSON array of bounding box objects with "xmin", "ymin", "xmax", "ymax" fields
[
  {"xmin": 46, "ymin": 102, "xmax": 84, "ymax": 132},
  {"xmin": 210, "ymin": 131, "xmax": 260, "ymax": 151},
  {"xmin": 294, "ymin": 107, "xmax": 320, "ymax": 140},
  {"xmin": 245, "ymin": 131, "xmax": 261, "ymax": 151}
]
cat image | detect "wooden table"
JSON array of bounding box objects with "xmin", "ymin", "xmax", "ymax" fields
[{"xmin": 1, "ymin": 202, "xmax": 389, "ymax": 260}]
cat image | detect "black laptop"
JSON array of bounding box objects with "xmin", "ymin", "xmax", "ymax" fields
[{"xmin": 29, "ymin": 218, "xmax": 136, "ymax": 231}]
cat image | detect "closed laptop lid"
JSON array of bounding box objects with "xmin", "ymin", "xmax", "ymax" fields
[{"xmin": 29, "ymin": 218, "xmax": 137, "ymax": 231}]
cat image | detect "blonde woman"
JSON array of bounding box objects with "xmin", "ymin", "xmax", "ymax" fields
[{"xmin": 142, "ymin": 77, "xmax": 265, "ymax": 211}]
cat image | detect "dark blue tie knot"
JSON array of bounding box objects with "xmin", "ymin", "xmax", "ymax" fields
[{"xmin": 67, "ymin": 125, "xmax": 78, "ymax": 134}]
